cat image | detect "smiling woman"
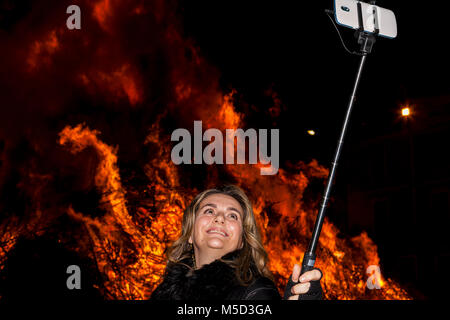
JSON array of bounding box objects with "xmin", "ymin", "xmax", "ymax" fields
[{"xmin": 150, "ymin": 185, "xmax": 323, "ymax": 300}]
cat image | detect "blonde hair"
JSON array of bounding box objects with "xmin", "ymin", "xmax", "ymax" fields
[{"xmin": 166, "ymin": 185, "xmax": 273, "ymax": 285}]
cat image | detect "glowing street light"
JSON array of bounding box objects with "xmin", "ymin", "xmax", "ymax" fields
[
  {"xmin": 401, "ymin": 107, "xmax": 410, "ymax": 117},
  {"xmin": 307, "ymin": 130, "xmax": 315, "ymax": 136}
]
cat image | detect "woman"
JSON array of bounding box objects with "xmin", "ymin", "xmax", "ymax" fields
[{"xmin": 151, "ymin": 185, "xmax": 323, "ymax": 300}]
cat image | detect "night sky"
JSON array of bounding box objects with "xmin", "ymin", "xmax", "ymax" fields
[{"xmin": 180, "ymin": 0, "xmax": 450, "ymax": 162}]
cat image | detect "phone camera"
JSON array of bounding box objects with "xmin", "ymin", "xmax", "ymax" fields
[{"xmin": 341, "ymin": 6, "xmax": 350, "ymax": 12}]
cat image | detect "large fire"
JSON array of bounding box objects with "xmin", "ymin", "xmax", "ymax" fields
[{"xmin": 0, "ymin": 0, "xmax": 411, "ymax": 300}]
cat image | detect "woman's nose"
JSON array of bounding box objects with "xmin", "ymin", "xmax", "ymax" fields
[{"xmin": 214, "ymin": 212, "xmax": 225, "ymax": 223}]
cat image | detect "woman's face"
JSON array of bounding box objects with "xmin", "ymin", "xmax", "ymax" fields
[{"xmin": 189, "ymin": 193, "xmax": 244, "ymax": 256}]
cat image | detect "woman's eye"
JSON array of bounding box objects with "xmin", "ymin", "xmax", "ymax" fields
[
  {"xmin": 205, "ymin": 209, "xmax": 214, "ymax": 214},
  {"xmin": 229, "ymin": 214, "xmax": 238, "ymax": 220}
]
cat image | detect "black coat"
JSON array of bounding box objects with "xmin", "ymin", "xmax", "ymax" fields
[{"xmin": 150, "ymin": 249, "xmax": 281, "ymax": 300}]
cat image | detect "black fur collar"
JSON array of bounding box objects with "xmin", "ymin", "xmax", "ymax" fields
[{"xmin": 151, "ymin": 249, "xmax": 245, "ymax": 300}]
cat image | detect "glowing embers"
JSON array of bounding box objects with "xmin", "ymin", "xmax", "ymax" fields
[
  {"xmin": 171, "ymin": 121, "xmax": 279, "ymax": 175},
  {"xmin": 79, "ymin": 64, "xmax": 143, "ymax": 106},
  {"xmin": 27, "ymin": 30, "xmax": 60, "ymax": 71}
]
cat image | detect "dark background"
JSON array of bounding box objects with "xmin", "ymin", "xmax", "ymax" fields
[
  {"xmin": 179, "ymin": 0, "xmax": 448, "ymax": 160},
  {"xmin": 179, "ymin": 0, "xmax": 450, "ymax": 299}
]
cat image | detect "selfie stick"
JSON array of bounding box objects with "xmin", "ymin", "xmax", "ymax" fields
[{"xmin": 285, "ymin": 1, "xmax": 379, "ymax": 299}]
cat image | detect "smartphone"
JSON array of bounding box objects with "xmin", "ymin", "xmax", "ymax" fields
[{"xmin": 334, "ymin": 0, "xmax": 397, "ymax": 39}]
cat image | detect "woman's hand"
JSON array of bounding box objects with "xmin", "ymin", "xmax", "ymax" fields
[{"xmin": 287, "ymin": 264, "xmax": 323, "ymax": 300}]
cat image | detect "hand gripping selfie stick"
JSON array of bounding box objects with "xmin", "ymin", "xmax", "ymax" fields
[{"xmin": 284, "ymin": 1, "xmax": 389, "ymax": 299}]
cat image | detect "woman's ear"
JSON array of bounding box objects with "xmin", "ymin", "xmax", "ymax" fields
[{"xmin": 188, "ymin": 235, "xmax": 193, "ymax": 244}]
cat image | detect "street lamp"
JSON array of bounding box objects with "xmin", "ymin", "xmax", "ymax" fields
[{"xmin": 401, "ymin": 107, "xmax": 410, "ymax": 117}]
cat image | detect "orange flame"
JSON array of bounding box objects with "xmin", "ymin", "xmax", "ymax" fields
[{"xmin": 58, "ymin": 123, "xmax": 186, "ymax": 298}]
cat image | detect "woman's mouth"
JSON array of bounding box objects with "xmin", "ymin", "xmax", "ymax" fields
[{"xmin": 206, "ymin": 227, "xmax": 228, "ymax": 237}]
